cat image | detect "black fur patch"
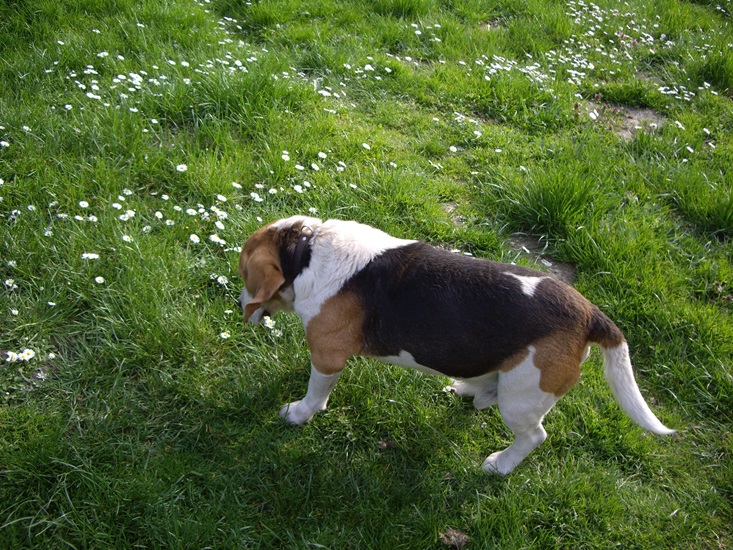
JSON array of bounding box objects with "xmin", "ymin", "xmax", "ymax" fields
[
  {"xmin": 343, "ymin": 242, "xmax": 592, "ymax": 378},
  {"xmin": 278, "ymin": 225, "xmax": 313, "ymax": 285}
]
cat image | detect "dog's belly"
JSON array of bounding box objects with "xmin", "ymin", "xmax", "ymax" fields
[
  {"xmin": 374, "ymin": 349, "xmax": 507, "ymax": 381},
  {"xmin": 376, "ymin": 350, "xmax": 447, "ymax": 377}
]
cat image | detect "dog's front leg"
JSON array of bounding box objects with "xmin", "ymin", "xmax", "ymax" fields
[
  {"xmin": 279, "ymin": 364, "xmax": 341, "ymax": 425},
  {"xmin": 281, "ymin": 293, "xmax": 359, "ymax": 425}
]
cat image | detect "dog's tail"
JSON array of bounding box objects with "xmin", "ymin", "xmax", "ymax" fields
[{"xmin": 588, "ymin": 309, "xmax": 675, "ymax": 435}]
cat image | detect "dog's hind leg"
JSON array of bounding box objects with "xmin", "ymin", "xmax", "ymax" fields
[
  {"xmin": 482, "ymin": 347, "xmax": 564, "ymax": 475},
  {"xmin": 444, "ymin": 372, "xmax": 499, "ymax": 409},
  {"xmin": 473, "ymin": 374, "xmax": 499, "ymax": 409}
]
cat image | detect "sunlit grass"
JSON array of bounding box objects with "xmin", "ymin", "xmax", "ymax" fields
[{"xmin": 1, "ymin": 0, "xmax": 731, "ymax": 547}]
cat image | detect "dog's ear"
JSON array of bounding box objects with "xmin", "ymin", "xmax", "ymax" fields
[{"xmin": 243, "ymin": 250, "xmax": 285, "ymax": 322}]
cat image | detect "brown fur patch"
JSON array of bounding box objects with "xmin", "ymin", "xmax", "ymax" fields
[
  {"xmin": 514, "ymin": 281, "xmax": 594, "ymax": 396},
  {"xmin": 238, "ymin": 224, "xmax": 278, "ymax": 281},
  {"xmin": 239, "ymin": 224, "xmax": 285, "ymax": 321},
  {"xmin": 494, "ymin": 333, "xmax": 583, "ymax": 397},
  {"xmin": 499, "ymin": 348, "xmax": 530, "ymax": 372},
  {"xmin": 588, "ymin": 307, "xmax": 626, "ymax": 349},
  {"xmin": 533, "ymin": 336, "xmax": 586, "ymax": 397},
  {"xmin": 306, "ymin": 291, "xmax": 364, "ymax": 375}
]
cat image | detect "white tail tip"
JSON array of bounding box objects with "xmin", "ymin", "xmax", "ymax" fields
[{"xmin": 603, "ymin": 343, "xmax": 675, "ymax": 435}]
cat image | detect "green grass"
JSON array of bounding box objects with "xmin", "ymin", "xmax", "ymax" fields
[{"xmin": 1, "ymin": 0, "xmax": 732, "ymax": 547}]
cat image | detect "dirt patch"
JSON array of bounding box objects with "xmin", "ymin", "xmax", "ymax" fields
[
  {"xmin": 578, "ymin": 101, "xmax": 665, "ymax": 141},
  {"xmin": 615, "ymin": 106, "xmax": 665, "ymax": 140},
  {"xmin": 505, "ymin": 234, "xmax": 576, "ymax": 283},
  {"xmin": 439, "ymin": 528, "xmax": 471, "ymax": 549},
  {"xmin": 480, "ymin": 19, "xmax": 505, "ymax": 31},
  {"xmin": 442, "ymin": 202, "xmax": 465, "ymax": 226}
]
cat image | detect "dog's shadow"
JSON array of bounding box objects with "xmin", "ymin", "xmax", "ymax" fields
[{"xmin": 218, "ymin": 362, "xmax": 510, "ymax": 503}]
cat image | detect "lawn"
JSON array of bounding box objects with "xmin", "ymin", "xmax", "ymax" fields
[{"xmin": 1, "ymin": 0, "xmax": 732, "ymax": 547}]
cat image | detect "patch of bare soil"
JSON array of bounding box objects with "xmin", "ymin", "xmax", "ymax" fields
[
  {"xmin": 442, "ymin": 202, "xmax": 464, "ymax": 226},
  {"xmin": 439, "ymin": 528, "xmax": 471, "ymax": 549},
  {"xmin": 578, "ymin": 101, "xmax": 665, "ymax": 141},
  {"xmin": 614, "ymin": 106, "xmax": 665, "ymax": 140},
  {"xmin": 480, "ymin": 19, "xmax": 504, "ymax": 31},
  {"xmin": 505, "ymin": 234, "xmax": 577, "ymax": 283}
]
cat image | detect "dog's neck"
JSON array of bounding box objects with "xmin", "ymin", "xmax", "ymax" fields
[
  {"xmin": 281, "ymin": 225, "xmax": 315, "ymax": 285},
  {"xmin": 292, "ymin": 226, "xmax": 313, "ymax": 273}
]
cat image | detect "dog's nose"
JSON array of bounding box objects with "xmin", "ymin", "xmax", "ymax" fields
[{"xmin": 237, "ymin": 295, "xmax": 245, "ymax": 310}]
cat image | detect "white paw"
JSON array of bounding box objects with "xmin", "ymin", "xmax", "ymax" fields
[
  {"xmin": 482, "ymin": 451, "xmax": 514, "ymax": 476},
  {"xmin": 279, "ymin": 400, "xmax": 315, "ymax": 425},
  {"xmin": 443, "ymin": 380, "xmax": 475, "ymax": 397}
]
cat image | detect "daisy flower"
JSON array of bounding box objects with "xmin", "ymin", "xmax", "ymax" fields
[{"xmin": 18, "ymin": 349, "xmax": 36, "ymax": 361}]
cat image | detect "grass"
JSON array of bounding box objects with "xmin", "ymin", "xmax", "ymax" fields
[{"xmin": 1, "ymin": 0, "xmax": 732, "ymax": 547}]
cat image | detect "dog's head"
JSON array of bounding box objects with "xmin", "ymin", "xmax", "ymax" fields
[{"xmin": 238, "ymin": 216, "xmax": 321, "ymax": 323}]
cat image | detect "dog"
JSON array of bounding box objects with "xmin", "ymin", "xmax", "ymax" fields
[{"xmin": 238, "ymin": 216, "xmax": 674, "ymax": 475}]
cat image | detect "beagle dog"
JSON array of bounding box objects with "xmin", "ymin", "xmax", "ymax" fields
[{"xmin": 238, "ymin": 216, "xmax": 674, "ymax": 475}]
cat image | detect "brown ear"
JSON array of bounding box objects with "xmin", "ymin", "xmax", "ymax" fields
[{"xmin": 243, "ymin": 254, "xmax": 285, "ymax": 322}]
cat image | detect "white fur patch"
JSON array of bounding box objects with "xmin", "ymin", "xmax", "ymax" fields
[
  {"xmin": 280, "ymin": 364, "xmax": 341, "ymax": 425},
  {"xmin": 445, "ymin": 371, "xmax": 499, "ymax": 409},
  {"xmin": 379, "ymin": 350, "xmax": 445, "ymax": 376},
  {"xmin": 505, "ymin": 272, "xmax": 548, "ymax": 297},
  {"xmin": 483, "ymin": 345, "xmax": 558, "ymax": 475},
  {"xmin": 291, "ymin": 219, "xmax": 415, "ymax": 326},
  {"xmin": 603, "ymin": 343, "xmax": 675, "ymax": 435}
]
